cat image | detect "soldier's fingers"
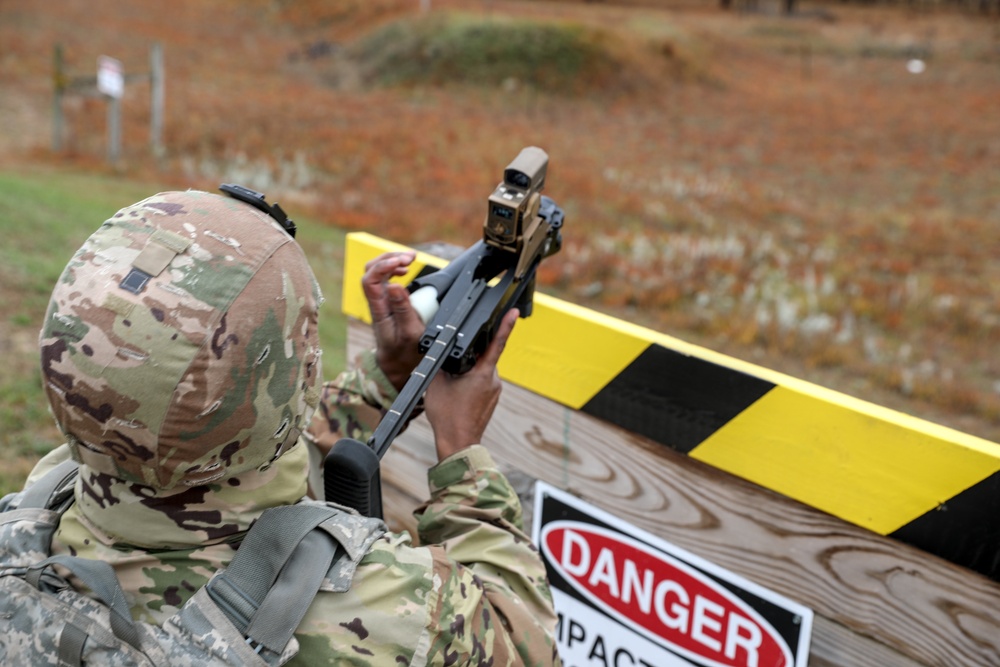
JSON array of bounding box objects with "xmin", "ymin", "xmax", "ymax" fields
[
  {"xmin": 386, "ymin": 283, "xmax": 422, "ymax": 329},
  {"xmin": 479, "ymin": 308, "xmax": 519, "ymax": 370},
  {"xmin": 363, "ymin": 279, "xmax": 390, "ymax": 324},
  {"xmin": 362, "ymin": 253, "xmax": 415, "ymax": 322},
  {"xmin": 363, "ymin": 251, "xmax": 415, "ymax": 277}
]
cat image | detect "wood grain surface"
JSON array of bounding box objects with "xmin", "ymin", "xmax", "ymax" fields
[{"xmin": 347, "ymin": 319, "xmax": 1000, "ymax": 667}]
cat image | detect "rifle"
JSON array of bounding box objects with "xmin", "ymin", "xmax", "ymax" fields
[{"xmin": 323, "ymin": 146, "xmax": 565, "ymax": 518}]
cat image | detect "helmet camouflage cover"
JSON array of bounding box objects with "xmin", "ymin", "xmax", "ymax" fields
[{"xmin": 39, "ymin": 189, "xmax": 322, "ymax": 490}]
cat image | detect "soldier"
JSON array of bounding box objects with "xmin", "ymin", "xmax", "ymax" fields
[{"xmin": 20, "ymin": 188, "xmax": 561, "ymax": 665}]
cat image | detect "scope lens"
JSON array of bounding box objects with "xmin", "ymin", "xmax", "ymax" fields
[{"xmin": 504, "ymin": 170, "xmax": 531, "ymax": 189}]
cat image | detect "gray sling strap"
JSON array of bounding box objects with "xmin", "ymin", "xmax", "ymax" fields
[
  {"xmin": 205, "ymin": 503, "xmax": 344, "ymax": 654},
  {"xmin": 25, "ymin": 553, "xmax": 144, "ymax": 651},
  {"xmin": 58, "ymin": 622, "xmax": 89, "ymax": 667},
  {"xmin": 10, "ymin": 460, "xmax": 367, "ymax": 663},
  {"xmin": 17, "ymin": 457, "xmax": 78, "ymax": 510}
]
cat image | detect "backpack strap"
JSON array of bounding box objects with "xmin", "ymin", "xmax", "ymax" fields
[
  {"xmin": 9, "ymin": 462, "xmax": 384, "ymax": 663},
  {"xmin": 205, "ymin": 503, "xmax": 345, "ymax": 655},
  {"xmin": 17, "ymin": 458, "xmax": 79, "ymax": 510},
  {"xmin": 245, "ymin": 529, "xmax": 336, "ymax": 651},
  {"xmin": 24, "ymin": 553, "xmax": 144, "ymax": 653}
]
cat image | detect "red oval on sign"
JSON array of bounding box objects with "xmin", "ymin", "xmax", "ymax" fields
[{"xmin": 541, "ymin": 521, "xmax": 792, "ymax": 667}]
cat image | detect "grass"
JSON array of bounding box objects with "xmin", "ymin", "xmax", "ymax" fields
[
  {"xmin": 348, "ymin": 13, "xmax": 626, "ymax": 93},
  {"xmin": 1, "ymin": 0, "xmax": 998, "ymax": 481},
  {"xmin": 0, "ymin": 168, "xmax": 349, "ymax": 496}
]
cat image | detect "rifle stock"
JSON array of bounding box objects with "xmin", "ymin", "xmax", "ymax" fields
[{"xmin": 323, "ymin": 438, "xmax": 383, "ymax": 518}]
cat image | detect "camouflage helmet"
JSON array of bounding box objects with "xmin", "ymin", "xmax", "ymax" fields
[{"xmin": 39, "ymin": 189, "xmax": 323, "ymax": 489}]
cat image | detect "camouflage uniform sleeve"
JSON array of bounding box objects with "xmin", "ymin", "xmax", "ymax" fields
[
  {"xmin": 304, "ymin": 348, "xmax": 407, "ymax": 458},
  {"xmin": 416, "ymin": 445, "xmax": 562, "ymax": 667}
]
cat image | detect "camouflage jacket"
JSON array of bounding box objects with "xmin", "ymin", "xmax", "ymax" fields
[{"xmin": 24, "ymin": 349, "xmax": 561, "ymax": 666}]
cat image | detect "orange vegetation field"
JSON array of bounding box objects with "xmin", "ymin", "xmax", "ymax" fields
[{"xmin": 2, "ymin": 0, "xmax": 999, "ymax": 440}]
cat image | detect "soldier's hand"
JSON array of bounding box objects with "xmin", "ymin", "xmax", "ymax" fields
[
  {"xmin": 363, "ymin": 251, "xmax": 425, "ymax": 391},
  {"xmin": 424, "ymin": 308, "xmax": 519, "ymax": 461}
]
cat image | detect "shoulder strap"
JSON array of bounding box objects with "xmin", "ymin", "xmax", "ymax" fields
[
  {"xmin": 11, "ymin": 464, "xmax": 382, "ymax": 662},
  {"xmin": 25, "ymin": 553, "xmax": 144, "ymax": 652},
  {"xmin": 7, "ymin": 460, "xmax": 147, "ymax": 665},
  {"xmin": 205, "ymin": 504, "xmax": 344, "ymax": 655},
  {"xmin": 18, "ymin": 458, "xmax": 79, "ymax": 510}
]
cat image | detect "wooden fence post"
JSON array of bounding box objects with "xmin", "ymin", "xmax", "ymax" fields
[
  {"xmin": 52, "ymin": 44, "xmax": 65, "ymax": 153},
  {"xmin": 150, "ymin": 42, "xmax": 164, "ymax": 157},
  {"xmin": 106, "ymin": 96, "xmax": 121, "ymax": 164},
  {"xmin": 50, "ymin": 45, "xmax": 164, "ymax": 161}
]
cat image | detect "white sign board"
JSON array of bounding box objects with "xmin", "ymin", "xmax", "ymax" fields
[
  {"xmin": 533, "ymin": 483, "xmax": 813, "ymax": 667},
  {"xmin": 97, "ymin": 55, "xmax": 124, "ymax": 99}
]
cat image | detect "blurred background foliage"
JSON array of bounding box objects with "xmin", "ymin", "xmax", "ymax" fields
[{"xmin": 1, "ymin": 0, "xmax": 998, "ymax": 494}]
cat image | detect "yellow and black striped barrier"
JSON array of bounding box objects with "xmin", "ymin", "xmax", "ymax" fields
[{"xmin": 341, "ymin": 232, "xmax": 1000, "ymax": 581}]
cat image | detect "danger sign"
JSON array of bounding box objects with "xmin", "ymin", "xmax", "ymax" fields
[{"xmin": 533, "ymin": 483, "xmax": 813, "ymax": 667}]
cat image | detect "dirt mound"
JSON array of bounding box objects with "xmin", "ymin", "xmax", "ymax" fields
[{"xmin": 322, "ymin": 12, "xmax": 700, "ymax": 96}]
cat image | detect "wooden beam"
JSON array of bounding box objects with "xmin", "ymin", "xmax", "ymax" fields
[
  {"xmin": 339, "ymin": 232, "xmax": 1000, "ymax": 582},
  {"xmin": 346, "ymin": 318, "xmax": 1000, "ymax": 667}
]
